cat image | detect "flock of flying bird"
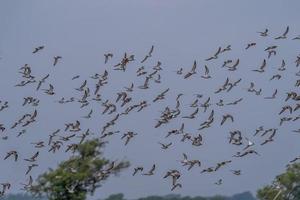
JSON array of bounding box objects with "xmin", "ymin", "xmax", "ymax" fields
[{"xmin": 0, "ymin": 26, "xmax": 300, "ymax": 196}]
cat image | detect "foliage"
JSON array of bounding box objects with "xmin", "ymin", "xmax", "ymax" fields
[
  {"xmin": 105, "ymin": 193, "xmax": 126, "ymax": 200},
  {"xmin": 0, "ymin": 193, "xmax": 46, "ymax": 200},
  {"xmin": 1, "ymin": 191, "xmax": 255, "ymax": 200},
  {"xmin": 29, "ymin": 139, "xmax": 129, "ymax": 200},
  {"xmin": 257, "ymin": 163, "xmax": 300, "ymax": 200},
  {"xmin": 103, "ymin": 192, "xmax": 255, "ymax": 200}
]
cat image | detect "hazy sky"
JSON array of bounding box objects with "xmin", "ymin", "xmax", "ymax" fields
[{"xmin": 0, "ymin": 0, "xmax": 300, "ymax": 199}]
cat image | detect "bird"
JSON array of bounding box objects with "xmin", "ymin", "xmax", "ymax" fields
[
  {"xmin": 295, "ymin": 55, "xmax": 300, "ymax": 67},
  {"xmin": 121, "ymin": 131, "xmax": 137, "ymax": 145},
  {"xmin": 182, "ymin": 108, "xmax": 198, "ymax": 119},
  {"xmin": 32, "ymin": 46, "xmax": 44, "ymax": 53},
  {"xmin": 184, "ymin": 61, "xmax": 197, "ymax": 79},
  {"xmin": 261, "ymin": 129, "xmax": 277, "ymax": 145},
  {"xmin": 221, "ymin": 114, "xmax": 234, "ymax": 125},
  {"xmin": 141, "ymin": 45, "xmax": 154, "ymax": 63},
  {"xmin": 189, "ymin": 98, "xmax": 199, "ymax": 108},
  {"xmin": 20, "ymin": 175, "xmax": 33, "ymax": 190},
  {"xmin": 153, "ymin": 88, "xmax": 170, "ymax": 102},
  {"xmin": 227, "ymin": 98, "xmax": 243, "ymax": 106},
  {"xmin": 163, "ymin": 169, "xmax": 181, "ymax": 185},
  {"xmin": 215, "ymin": 179, "xmax": 223, "ymax": 185},
  {"xmin": 53, "ymin": 56, "xmax": 62, "ymax": 66},
  {"xmin": 75, "ymin": 80, "xmax": 87, "ymax": 91},
  {"xmin": 206, "ymin": 47, "xmax": 221, "ymax": 61},
  {"xmin": 4, "ymin": 151, "xmax": 18, "ymax": 161},
  {"xmin": 72, "ymin": 75, "xmax": 80, "ymax": 80},
  {"xmin": 43, "ymin": 84, "xmax": 55, "ymax": 95},
  {"xmin": 222, "ymin": 59, "xmax": 233, "ymax": 68},
  {"xmin": 275, "ymin": 26, "xmax": 289, "ymax": 39},
  {"xmin": 142, "ymin": 164, "xmax": 155, "ymax": 176},
  {"xmin": 270, "ymin": 74, "xmax": 281, "ymax": 81},
  {"xmin": 138, "ymin": 77, "xmax": 150, "ymax": 89},
  {"xmin": 176, "ymin": 68, "xmax": 183, "ymax": 75},
  {"xmin": 292, "ymin": 35, "xmax": 300, "ymax": 40},
  {"xmin": 201, "ymin": 65, "xmax": 212, "ymax": 79},
  {"xmin": 252, "ymin": 59, "xmax": 267, "ymax": 73},
  {"xmin": 265, "ymin": 45, "xmax": 277, "ymax": 51},
  {"xmin": 186, "ymin": 160, "xmax": 201, "ymax": 170},
  {"xmin": 104, "ymin": 53, "xmax": 113, "ymax": 64},
  {"xmin": 290, "ymin": 156, "xmax": 300, "ymax": 163},
  {"xmin": 268, "ymin": 49, "xmax": 277, "ymax": 58},
  {"xmin": 200, "ymin": 97, "xmax": 211, "ymax": 112},
  {"xmin": 180, "ymin": 153, "xmax": 189, "ymax": 166},
  {"xmin": 153, "ymin": 61, "xmax": 162, "ymax": 71},
  {"xmin": 66, "ymin": 184, "xmax": 77, "ymax": 194},
  {"xmin": 132, "ymin": 167, "xmax": 143, "ymax": 176},
  {"xmin": 36, "ymin": 74, "xmax": 49, "ymax": 91},
  {"xmin": 264, "ymin": 89, "xmax": 278, "ymax": 99},
  {"xmin": 191, "ymin": 134, "xmax": 203, "ymax": 146},
  {"xmin": 0, "ymin": 182, "xmax": 11, "ymax": 195},
  {"xmin": 227, "ymin": 59, "xmax": 240, "ymax": 71},
  {"xmin": 201, "ymin": 167, "xmax": 215, "ymax": 173},
  {"xmin": 257, "ymin": 28, "xmax": 268, "ymax": 37},
  {"xmin": 25, "ymin": 164, "xmax": 38, "ymax": 175},
  {"xmin": 278, "ymin": 60, "xmax": 286, "ymax": 71},
  {"xmin": 216, "ymin": 99, "xmax": 224, "ymax": 107},
  {"xmin": 31, "ymin": 141, "xmax": 45, "ymax": 148},
  {"xmin": 243, "ymin": 138, "xmax": 254, "ymax": 150},
  {"xmin": 229, "ymin": 130, "xmax": 243, "ymax": 145},
  {"xmin": 279, "ymin": 105, "xmax": 293, "ymax": 115},
  {"xmin": 254, "ymin": 88, "xmax": 262, "ymax": 96},
  {"xmin": 82, "ymin": 109, "xmax": 93, "ymax": 119},
  {"xmin": 245, "ymin": 42, "xmax": 256, "ymax": 50},
  {"xmin": 231, "ymin": 170, "xmax": 241, "ymax": 175},
  {"xmin": 171, "ymin": 183, "xmax": 182, "ymax": 191},
  {"xmin": 24, "ymin": 151, "xmax": 39, "ymax": 162},
  {"xmin": 158, "ymin": 142, "xmax": 172, "ymax": 149},
  {"xmin": 124, "ymin": 83, "xmax": 134, "ymax": 92},
  {"xmin": 215, "ymin": 160, "xmax": 232, "ymax": 171},
  {"xmin": 234, "ymin": 149, "xmax": 260, "ymax": 157}
]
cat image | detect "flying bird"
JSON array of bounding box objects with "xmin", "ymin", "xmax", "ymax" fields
[
  {"xmin": 104, "ymin": 53, "xmax": 113, "ymax": 64},
  {"xmin": 142, "ymin": 164, "xmax": 156, "ymax": 176},
  {"xmin": 53, "ymin": 56, "xmax": 62, "ymax": 66},
  {"xmin": 32, "ymin": 46, "xmax": 44, "ymax": 53},
  {"xmin": 141, "ymin": 45, "xmax": 154, "ymax": 63},
  {"xmin": 257, "ymin": 28, "xmax": 268, "ymax": 37},
  {"xmin": 275, "ymin": 26, "xmax": 289, "ymax": 39}
]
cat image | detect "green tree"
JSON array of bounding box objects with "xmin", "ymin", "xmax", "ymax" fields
[
  {"xmin": 30, "ymin": 139, "xmax": 129, "ymax": 200},
  {"xmin": 105, "ymin": 193, "xmax": 126, "ymax": 200},
  {"xmin": 257, "ymin": 163, "xmax": 300, "ymax": 200}
]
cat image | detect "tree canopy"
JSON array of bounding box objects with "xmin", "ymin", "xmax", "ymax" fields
[
  {"xmin": 257, "ymin": 163, "xmax": 300, "ymax": 200},
  {"xmin": 30, "ymin": 139, "xmax": 129, "ymax": 200}
]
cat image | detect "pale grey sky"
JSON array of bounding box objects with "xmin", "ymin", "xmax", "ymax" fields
[{"xmin": 0, "ymin": 1, "xmax": 300, "ymax": 199}]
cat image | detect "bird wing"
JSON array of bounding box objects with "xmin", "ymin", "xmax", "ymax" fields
[
  {"xmin": 204, "ymin": 65, "xmax": 209, "ymax": 74},
  {"xmin": 149, "ymin": 45, "xmax": 154, "ymax": 55},
  {"xmin": 191, "ymin": 60, "xmax": 197, "ymax": 72},
  {"xmin": 183, "ymin": 153, "xmax": 187, "ymax": 160},
  {"xmin": 178, "ymin": 123, "xmax": 184, "ymax": 133},
  {"xmin": 261, "ymin": 59, "xmax": 266, "ymax": 69},
  {"xmin": 149, "ymin": 164, "xmax": 155, "ymax": 173},
  {"xmin": 184, "ymin": 72, "xmax": 192, "ymax": 79},
  {"xmin": 215, "ymin": 47, "xmax": 221, "ymax": 56},
  {"xmin": 141, "ymin": 55, "xmax": 149, "ymax": 63},
  {"xmin": 233, "ymin": 59, "xmax": 240, "ymax": 68},
  {"xmin": 283, "ymin": 26, "xmax": 289, "ymax": 36}
]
